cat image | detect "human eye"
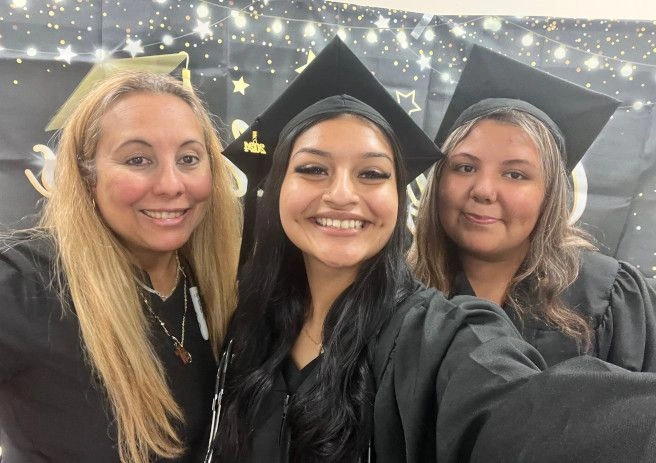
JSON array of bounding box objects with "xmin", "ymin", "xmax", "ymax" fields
[
  {"xmin": 294, "ymin": 164, "xmax": 327, "ymax": 176},
  {"xmin": 359, "ymin": 168, "xmax": 392, "ymax": 180},
  {"xmin": 504, "ymin": 170, "xmax": 527, "ymax": 180},
  {"xmin": 178, "ymin": 153, "xmax": 201, "ymax": 166},
  {"xmin": 125, "ymin": 155, "xmax": 150, "ymax": 167},
  {"xmin": 454, "ymin": 164, "xmax": 475, "ymax": 173}
]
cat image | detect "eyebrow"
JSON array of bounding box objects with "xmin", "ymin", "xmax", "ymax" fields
[
  {"xmin": 116, "ymin": 138, "xmax": 205, "ymax": 150},
  {"xmin": 291, "ymin": 147, "xmax": 393, "ymax": 162},
  {"xmin": 449, "ymin": 152, "xmax": 539, "ymax": 167}
]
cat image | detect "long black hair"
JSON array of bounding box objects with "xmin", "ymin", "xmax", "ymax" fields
[{"xmin": 217, "ymin": 106, "xmax": 415, "ymax": 461}]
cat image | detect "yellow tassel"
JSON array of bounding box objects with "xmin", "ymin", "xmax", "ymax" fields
[{"xmin": 182, "ymin": 68, "xmax": 192, "ymax": 91}]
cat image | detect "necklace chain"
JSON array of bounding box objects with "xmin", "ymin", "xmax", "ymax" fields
[
  {"xmin": 141, "ymin": 254, "xmax": 192, "ymax": 364},
  {"xmin": 135, "ymin": 254, "xmax": 181, "ymax": 301},
  {"xmin": 302, "ymin": 325, "xmax": 324, "ymax": 354}
]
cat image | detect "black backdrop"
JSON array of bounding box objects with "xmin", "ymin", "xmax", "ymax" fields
[{"xmin": 0, "ymin": 0, "xmax": 654, "ymax": 279}]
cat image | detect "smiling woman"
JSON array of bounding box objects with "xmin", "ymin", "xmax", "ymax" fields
[{"xmin": 0, "ymin": 72, "xmax": 241, "ymax": 462}]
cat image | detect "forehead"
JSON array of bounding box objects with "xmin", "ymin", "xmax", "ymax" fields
[
  {"xmin": 293, "ymin": 114, "xmax": 393, "ymax": 150},
  {"xmin": 455, "ymin": 119, "xmax": 539, "ymax": 157}
]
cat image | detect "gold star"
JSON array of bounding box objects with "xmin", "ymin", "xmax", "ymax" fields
[
  {"xmin": 295, "ymin": 50, "xmax": 316, "ymax": 74},
  {"xmin": 395, "ymin": 90, "xmax": 422, "ymax": 115},
  {"xmin": 232, "ymin": 76, "xmax": 250, "ymax": 95}
]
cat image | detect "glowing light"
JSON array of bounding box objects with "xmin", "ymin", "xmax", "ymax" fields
[
  {"xmin": 304, "ymin": 23, "xmax": 316, "ymax": 37},
  {"xmin": 632, "ymin": 100, "xmax": 644, "ymax": 110},
  {"xmin": 194, "ymin": 20, "xmax": 212, "ymax": 39},
  {"xmin": 584, "ymin": 56, "xmax": 599, "ymax": 69},
  {"xmin": 482, "ymin": 17, "xmax": 502, "ymax": 32},
  {"xmin": 55, "ymin": 45, "xmax": 76, "ymax": 64},
  {"xmin": 521, "ymin": 33, "xmax": 534, "ymax": 46},
  {"xmin": 620, "ymin": 63, "xmax": 633, "ymax": 77},
  {"xmin": 154, "ymin": 0, "xmax": 167, "ymax": 3},
  {"xmin": 94, "ymin": 48, "xmax": 107, "ymax": 61},
  {"xmin": 396, "ymin": 30, "xmax": 408, "ymax": 48},
  {"xmin": 162, "ymin": 34, "xmax": 174, "ymax": 46},
  {"xmin": 196, "ymin": 4, "xmax": 209, "ymax": 18},
  {"xmin": 451, "ymin": 26, "xmax": 465, "ymax": 37},
  {"xmin": 26, "ymin": 47, "xmax": 37, "ymax": 57},
  {"xmin": 12, "ymin": 0, "xmax": 27, "ymax": 8},
  {"xmin": 424, "ymin": 28, "xmax": 435, "ymax": 41},
  {"xmin": 366, "ymin": 30, "xmax": 378, "ymax": 43},
  {"xmin": 440, "ymin": 72, "xmax": 450, "ymax": 83},
  {"xmin": 271, "ymin": 19, "xmax": 283, "ymax": 34},
  {"xmin": 417, "ymin": 55, "xmax": 431, "ymax": 70},
  {"xmin": 337, "ymin": 28, "xmax": 347, "ymax": 41},
  {"xmin": 553, "ymin": 46, "xmax": 567, "ymax": 60},
  {"xmin": 374, "ymin": 15, "xmax": 390, "ymax": 29},
  {"xmin": 233, "ymin": 14, "xmax": 246, "ymax": 29},
  {"xmin": 123, "ymin": 38, "xmax": 144, "ymax": 57}
]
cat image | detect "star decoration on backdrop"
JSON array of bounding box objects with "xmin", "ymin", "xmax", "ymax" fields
[
  {"xmin": 295, "ymin": 50, "xmax": 316, "ymax": 74},
  {"xmin": 122, "ymin": 38, "xmax": 144, "ymax": 57},
  {"xmin": 417, "ymin": 55, "xmax": 431, "ymax": 70},
  {"xmin": 55, "ymin": 45, "xmax": 76, "ymax": 64},
  {"xmin": 374, "ymin": 15, "xmax": 390, "ymax": 29},
  {"xmin": 193, "ymin": 19, "xmax": 212, "ymax": 39},
  {"xmin": 232, "ymin": 76, "xmax": 250, "ymax": 95},
  {"xmin": 395, "ymin": 90, "xmax": 422, "ymax": 115}
]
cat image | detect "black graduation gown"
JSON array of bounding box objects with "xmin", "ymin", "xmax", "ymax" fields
[
  {"xmin": 0, "ymin": 237, "xmax": 216, "ymax": 462},
  {"xmin": 453, "ymin": 250, "xmax": 656, "ymax": 370}
]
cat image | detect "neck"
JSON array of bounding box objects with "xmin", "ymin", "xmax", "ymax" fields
[
  {"xmin": 135, "ymin": 251, "xmax": 179, "ymax": 296},
  {"xmin": 290, "ymin": 259, "xmax": 358, "ymax": 369},
  {"xmin": 460, "ymin": 252, "xmax": 524, "ymax": 306}
]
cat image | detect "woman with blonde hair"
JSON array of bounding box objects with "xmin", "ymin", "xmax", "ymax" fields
[
  {"xmin": 0, "ymin": 71, "xmax": 241, "ymax": 462},
  {"xmin": 411, "ymin": 45, "xmax": 656, "ymax": 369}
]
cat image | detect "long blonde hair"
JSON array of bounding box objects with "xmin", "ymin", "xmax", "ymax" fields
[
  {"xmin": 410, "ymin": 108, "xmax": 594, "ymax": 345},
  {"xmin": 38, "ymin": 71, "xmax": 241, "ymax": 462}
]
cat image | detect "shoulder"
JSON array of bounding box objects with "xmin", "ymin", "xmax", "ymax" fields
[{"xmin": 1, "ymin": 233, "xmax": 58, "ymax": 301}]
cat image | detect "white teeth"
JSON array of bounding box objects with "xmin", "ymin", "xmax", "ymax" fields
[
  {"xmin": 316, "ymin": 217, "xmax": 364, "ymax": 229},
  {"xmin": 144, "ymin": 210, "xmax": 185, "ymax": 219}
]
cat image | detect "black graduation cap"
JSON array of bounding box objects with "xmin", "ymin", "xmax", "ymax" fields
[
  {"xmin": 223, "ymin": 35, "xmax": 442, "ymax": 264},
  {"xmin": 434, "ymin": 45, "xmax": 621, "ymax": 171}
]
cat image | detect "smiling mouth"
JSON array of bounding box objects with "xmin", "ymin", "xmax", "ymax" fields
[
  {"xmin": 142, "ymin": 209, "xmax": 188, "ymax": 220},
  {"xmin": 464, "ymin": 212, "xmax": 499, "ymax": 224},
  {"xmin": 315, "ymin": 217, "xmax": 365, "ymax": 230}
]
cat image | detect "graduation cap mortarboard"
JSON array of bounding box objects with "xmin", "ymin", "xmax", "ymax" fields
[
  {"xmin": 45, "ymin": 52, "xmax": 190, "ymax": 131},
  {"xmin": 222, "ymin": 35, "xmax": 442, "ymax": 264},
  {"xmin": 434, "ymin": 45, "xmax": 621, "ymax": 171}
]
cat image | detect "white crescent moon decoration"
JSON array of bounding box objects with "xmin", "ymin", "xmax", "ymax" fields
[{"xmin": 569, "ymin": 162, "xmax": 589, "ymax": 225}]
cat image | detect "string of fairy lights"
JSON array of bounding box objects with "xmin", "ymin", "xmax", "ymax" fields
[{"xmin": 1, "ymin": 0, "xmax": 656, "ymax": 112}]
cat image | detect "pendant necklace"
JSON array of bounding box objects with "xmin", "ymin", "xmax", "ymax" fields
[
  {"xmin": 142, "ymin": 274, "xmax": 192, "ymax": 365},
  {"xmin": 302, "ymin": 325, "xmax": 325, "ymax": 355}
]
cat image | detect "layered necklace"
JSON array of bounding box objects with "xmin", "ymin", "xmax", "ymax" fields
[{"xmin": 139, "ymin": 254, "xmax": 193, "ymax": 365}]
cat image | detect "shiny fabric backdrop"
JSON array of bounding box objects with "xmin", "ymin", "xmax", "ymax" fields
[{"xmin": 0, "ymin": 0, "xmax": 654, "ymax": 279}]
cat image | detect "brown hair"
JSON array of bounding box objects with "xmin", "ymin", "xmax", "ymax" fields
[{"xmin": 410, "ymin": 108, "xmax": 594, "ymax": 346}]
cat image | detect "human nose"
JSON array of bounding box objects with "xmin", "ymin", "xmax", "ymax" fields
[
  {"xmin": 322, "ymin": 171, "xmax": 359, "ymax": 207},
  {"xmin": 470, "ymin": 173, "xmax": 497, "ymax": 203},
  {"xmin": 152, "ymin": 160, "xmax": 184, "ymax": 197}
]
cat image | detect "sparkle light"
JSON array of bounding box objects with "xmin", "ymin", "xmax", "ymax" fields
[
  {"xmin": 304, "ymin": 23, "xmax": 316, "ymax": 37},
  {"xmin": 337, "ymin": 28, "xmax": 347, "ymax": 41},
  {"xmin": 417, "ymin": 55, "xmax": 431, "ymax": 70},
  {"xmin": 366, "ymin": 30, "xmax": 378, "ymax": 43},
  {"xmin": 396, "ymin": 30, "xmax": 408, "ymax": 48},
  {"xmin": 154, "ymin": 0, "xmax": 167, "ymax": 3},
  {"xmin": 450, "ymin": 26, "xmax": 465, "ymax": 37},
  {"xmin": 233, "ymin": 13, "xmax": 246, "ymax": 29},
  {"xmin": 584, "ymin": 56, "xmax": 599, "ymax": 69},
  {"xmin": 620, "ymin": 63, "xmax": 633, "ymax": 77},
  {"xmin": 424, "ymin": 28, "xmax": 435, "ymax": 41},
  {"xmin": 482, "ymin": 17, "xmax": 502, "ymax": 32},
  {"xmin": 632, "ymin": 100, "xmax": 644, "ymax": 110},
  {"xmin": 521, "ymin": 33, "xmax": 534, "ymax": 46},
  {"xmin": 162, "ymin": 34, "xmax": 174, "ymax": 46},
  {"xmin": 55, "ymin": 45, "xmax": 77, "ymax": 64},
  {"xmin": 193, "ymin": 20, "xmax": 212, "ymax": 39},
  {"xmin": 123, "ymin": 38, "xmax": 144, "ymax": 57},
  {"xmin": 12, "ymin": 0, "xmax": 27, "ymax": 8},
  {"xmin": 271, "ymin": 19, "xmax": 283, "ymax": 34},
  {"xmin": 196, "ymin": 4, "xmax": 209, "ymax": 18},
  {"xmin": 26, "ymin": 47, "xmax": 37, "ymax": 57},
  {"xmin": 94, "ymin": 48, "xmax": 107, "ymax": 61},
  {"xmin": 553, "ymin": 46, "xmax": 567, "ymax": 60},
  {"xmin": 374, "ymin": 15, "xmax": 390, "ymax": 29},
  {"xmin": 440, "ymin": 72, "xmax": 450, "ymax": 83}
]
